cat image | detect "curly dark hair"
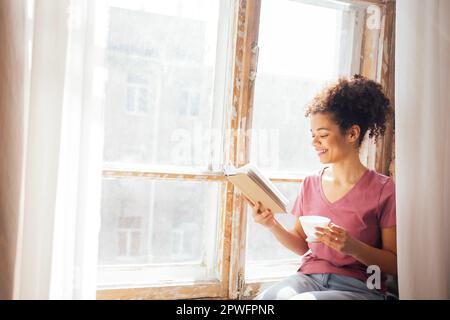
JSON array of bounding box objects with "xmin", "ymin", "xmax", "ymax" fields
[{"xmin": 305, "ymin": 74, "xmax": 391, "ymax": 147}]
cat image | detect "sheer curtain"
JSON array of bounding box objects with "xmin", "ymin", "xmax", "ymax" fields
[
  {"xmin": 14, "ymin": 0, "xmax": 104, "ymax": 299},
  {"xmin": 396, "ymin": 0, "xmax": 450, "ymax": 299}
]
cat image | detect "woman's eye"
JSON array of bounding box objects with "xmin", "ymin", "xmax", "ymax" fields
[{"xmin": 320, "ymin": 135, "xmax": 328, "ymax": 138}]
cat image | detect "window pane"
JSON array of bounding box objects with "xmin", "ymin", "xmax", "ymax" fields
[
  {"xmin": 102, "ymin": 0, "xmax": 224, "ymax": 168},
  {"xmin": 138, "ymin": 88, "xmax": 149, "ymax": 113},
  {"xmin": 250, "ymin": 0, "xmax": 363, "ymax": 174},
  {"xmin": 125, "ymin": 86, "xmax": 135, "ymax": 113},
  {"xmin": 99, "ymin": 178, "xmax": 220, "ymax": 266},
  {"xmin": 246, "ymin": 181, "xmax": 301, "ymax": 262}
]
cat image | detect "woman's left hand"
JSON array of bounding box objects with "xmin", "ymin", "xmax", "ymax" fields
[{"xmin": 314, "ymin": 223, "xmax": 358, "ymax": 256}]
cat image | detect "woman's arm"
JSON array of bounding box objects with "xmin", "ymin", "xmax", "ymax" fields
[
  {"xmin": 349, "ymin": 226, "xmax": 397, "ymax": 274},
  {"xmin": 315, "ymin": 224, "xmax": 398, "ymax": 275},
  {"xmin": 244, "ymin": 196, "xmax": 310, "ymax": 256},
  {"xmin": 268, "ymin": 219, "xmax": 310, "ymax": 256}
]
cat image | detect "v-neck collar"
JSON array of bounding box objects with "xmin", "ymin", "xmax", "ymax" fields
[{"xmin": 319, "ymin": 166, "xmax": 370, "ymax": 206}]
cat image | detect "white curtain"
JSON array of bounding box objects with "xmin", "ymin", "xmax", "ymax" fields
[
  {"xmin": 14, "ymin": 0, "xmax": 105, "ymax": 299},
  {"xmin": 396, "ymin": 0, "xmax": 450, "ymax": 299}
]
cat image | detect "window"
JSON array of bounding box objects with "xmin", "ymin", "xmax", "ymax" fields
[
  {"xmin": 96, "ymin": 0, "xmax": 395, "ymax": 299},
  {"xmin": 177, "ymin": 89, "xmax": 201, "ymax": 117},
  {"xmin": 125, "ymin": 74, "xmax": 150, "ymax": 115},
  {"xmin": 117, "ymin": 216, "xmax": 142, "ymax": 258},
  {"xmin": 98, "ymin": 0, "xmax": 231, "ymax": 298}
]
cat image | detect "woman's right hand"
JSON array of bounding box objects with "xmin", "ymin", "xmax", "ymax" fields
[{"xmin": 243, "ymin": 195, "xmax": 277, "ymax": 229}]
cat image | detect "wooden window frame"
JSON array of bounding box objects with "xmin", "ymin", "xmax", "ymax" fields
[{"xmin": 96, "ymin": 0, "xmax": 396, "ymax": 300}]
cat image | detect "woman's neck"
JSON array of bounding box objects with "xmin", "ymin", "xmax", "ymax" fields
[{"xmin": 327, "ymin": 153, "xmax": 367, "ymax": 185}]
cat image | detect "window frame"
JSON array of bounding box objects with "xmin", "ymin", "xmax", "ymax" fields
[{"xmin": 96, "ymin": 0, "xmax": 396, "ymax": 300}]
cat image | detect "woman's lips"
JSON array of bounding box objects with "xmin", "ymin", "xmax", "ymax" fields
[{"xmin": 316, "ymin": 149, "xmax": 328, "ymax": 156}]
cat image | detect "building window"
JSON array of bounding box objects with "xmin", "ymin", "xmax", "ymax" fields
[
  {"xmin": 125, "ymin": 74, "xmax": 150, "ymax": 115},
  {"xmin": 177, "ymin": 89, "xmax": 201, "ymax": 117},
  {"xmin": 117, "ymin": 216, "xmax": 142, "ymax": 257}
]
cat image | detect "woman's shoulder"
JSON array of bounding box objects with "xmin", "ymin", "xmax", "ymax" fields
[
  {"xmin": 367, "ymin": 170, "xmax": 395, "ymax": 195},
  {"xmin": 301, "ymin": 167, "xmax": 325, "ymax": 187},
  {"xmin": 368, "ymin": 170, "xmax": 394, "ymax": 184}
]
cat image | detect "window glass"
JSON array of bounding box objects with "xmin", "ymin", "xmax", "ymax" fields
[
  {"xmin": 98, "ymin": 178, "xmax": 221, "ymax": 285},
  {"xmin": 103, "ymin": 0, "xmax": 222, "ymax": 168},
  {"xmin": 246, "ymin": 182, "xmax": 301, "ymax": 263},
  {"xmin": 250, "ymin": 0, "xmax": 361, "ymax": 174}
]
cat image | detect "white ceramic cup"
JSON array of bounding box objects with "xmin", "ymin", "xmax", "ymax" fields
[{"xmin": 299, "ymin": 215, "xmax": 331, "ymax": 243}]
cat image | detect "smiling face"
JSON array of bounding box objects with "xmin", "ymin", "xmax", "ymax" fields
[{"xmin": 310, "ymin": 112, "xmax": 360, "ymax": 164}]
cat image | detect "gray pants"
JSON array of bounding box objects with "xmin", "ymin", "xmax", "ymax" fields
[{"xmin": 255, "ymin": 273, "xmax": 387, "ymax": 300}]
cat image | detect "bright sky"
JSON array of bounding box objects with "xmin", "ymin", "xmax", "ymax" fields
[{"xmin": 258, "ymin": 0, "xmax": 342, "ymax": 80}]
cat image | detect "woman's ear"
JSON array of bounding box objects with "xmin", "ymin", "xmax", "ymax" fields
[{"xmin": 347, "ymin": 125, "xmax": 361, "ymax": 145}]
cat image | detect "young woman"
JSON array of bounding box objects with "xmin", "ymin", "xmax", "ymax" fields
[{"xmin": 247, "ymin": 74, "xmax": 396, "ymax": 300}]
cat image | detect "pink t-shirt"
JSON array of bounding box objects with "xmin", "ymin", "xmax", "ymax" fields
[{"xmin": 291, "ymin": 167, "xmax": 396, "ymax": 292}]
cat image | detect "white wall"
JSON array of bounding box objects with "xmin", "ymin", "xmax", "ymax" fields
[
  {"xmin": 396, "ymin": 0, "xmax": 450, "ymax": 299},
  {"xmin": 0, "ymin": 0, "xmax": 27, "ymax": 300}
]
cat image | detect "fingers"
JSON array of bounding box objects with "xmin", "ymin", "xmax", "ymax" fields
[
  {"xmin": 314, "ymin": 224, "xmax": 346, "ymax": 251},
  {"xmin": 312, "ymin": 221, "xmax": 353, "ymax": 253},
  {"xmin": 252, "ymin": 201, "xmax": 266, "ymax": 215},
  {"xmin": 315, "ymin": 226, "xmax": 342, "ymax": 240},
  {"xmin": 260, "ymin": 208, "xmax": 272, "ymax": 219},
  {"xmin": 254, "ymin": 202, "xmax": 261, "ymax": 214},
  {"xmin": 252, "ymin": 204, "xmax": 273, "ymax": 224},
  {"xmin": 315, "ymin": 226, "xmax": 340, "ymax": 242},
  {"xmin": 329, "ymin": 223, "xmax": 344, "ymax": 234},
  {"xmin": 258, "ymin": 212, "xmax": 273, "ymax": 225},
  {"xmin": 315, "ymin": 231, "xmax": 339, "ymax": 250},
  {"xmin": 247, "ymin": 200, "xmax": 276, "ymax": 228},
  {"xmin": 254, "ymin": 208, "xmax": 272, "ymax": 221}
]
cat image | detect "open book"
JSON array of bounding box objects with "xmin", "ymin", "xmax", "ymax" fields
[{"xmin": 223, "ymin": 163, "xmax": 289, "ymax": 213}]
